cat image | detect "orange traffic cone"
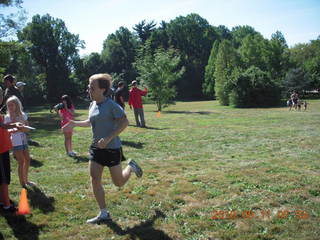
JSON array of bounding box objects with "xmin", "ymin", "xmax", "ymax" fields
[
  {"xmin": 156, "ymin": 111, "xmax": 161, "ymax": 117},
  {"xmin": 17, "ymin": 188, "xmax": 30, "ymax": 215}
]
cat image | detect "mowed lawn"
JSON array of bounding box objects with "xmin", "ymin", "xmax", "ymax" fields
[{"xmin": 1, "ymin": 100, "xmax": 319, "ymax": 240}]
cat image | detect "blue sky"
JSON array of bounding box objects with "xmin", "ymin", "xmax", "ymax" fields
[{"xmin": 3, "ymin": 0, "xmax": 320, "ymax": 55}]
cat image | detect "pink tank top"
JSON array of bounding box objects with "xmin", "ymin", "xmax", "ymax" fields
[{"xmin": 59, "ymin": 105, "xmax": 74, "ymax": 127}]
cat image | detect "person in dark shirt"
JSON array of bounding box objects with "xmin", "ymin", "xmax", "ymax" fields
[
  {"xmin": 115, "ymin": 81, "xmax": 126, "ymax": 109},
  {"xmin": 0, "ymin": 75, "xmax": 24, "ymax": 113}
]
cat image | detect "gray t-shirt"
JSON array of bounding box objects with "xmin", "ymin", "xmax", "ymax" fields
[{"xmin": 89, "ymin": 97, "xmax": 125, "ymax": 149}]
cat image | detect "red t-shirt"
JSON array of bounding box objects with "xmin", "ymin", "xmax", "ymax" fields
[
  {"xmin": 128, "ymin": 87, "xmax": 148, "ymax": 109},
  {"xmin": 0, "ymin": 115, "xmax": 12, "ymax": 153}
]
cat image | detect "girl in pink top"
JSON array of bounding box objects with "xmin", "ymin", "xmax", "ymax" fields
[{"xmin": 57, "ymin": 95, "xmax": 76, "ymax": 157}]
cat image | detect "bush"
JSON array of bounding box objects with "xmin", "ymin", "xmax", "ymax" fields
[{"xmin": 229, "ymin": 66, "xmax": 281, "ymax": 107}]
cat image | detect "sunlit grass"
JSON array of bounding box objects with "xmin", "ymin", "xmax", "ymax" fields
[{"xmin": 0, "ymin": 100, "xmax": 319, "ymax": 240}]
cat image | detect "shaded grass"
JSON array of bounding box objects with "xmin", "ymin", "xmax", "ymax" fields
[{"xmin": 0, "ymin": 100, "xmax": 319, "ymax": 239}]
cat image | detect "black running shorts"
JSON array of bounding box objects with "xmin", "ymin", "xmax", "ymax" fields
[{"xmin": 89, "ymin": 146, "xmax": 126, "ymax": 167}]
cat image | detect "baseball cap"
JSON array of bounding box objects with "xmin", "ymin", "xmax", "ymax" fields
[
  {"xmin": 131, "ymin": 80, "xmax": 137, "ymax": 86},
  {"xmin": 16, "ymin": 82, "xmax": 26, "ymax": 88}
]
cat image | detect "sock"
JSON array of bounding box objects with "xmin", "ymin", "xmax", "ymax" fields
[{"xmin": 99, "ymin": 208, "xmax": 109, "ymax": 217}]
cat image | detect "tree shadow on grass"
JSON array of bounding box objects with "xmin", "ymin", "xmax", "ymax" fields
[
  {"xmin": 30, "ymin": 158, "xmax": 43, "ymax": 168},
  {"xmin": 164, "ymin": 110, "xmax": 215, "ymax": 115},
  {"xmin": 122, "ymin": 140, "xmax": 144, "ymax": 149},
  {"xmin": 27, "ymin": 186, "xmax": 55, "ymax": 214},
  {"xmin": 105, "ymin": 210, "xmax": 173, "ymax": 240},
  {"xmin": 1, "ymin": 213, "xmax": 45, "ymax": 240}
]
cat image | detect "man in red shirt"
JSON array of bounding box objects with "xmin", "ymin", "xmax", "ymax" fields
[{"xmin": 128, "ymin": 80, "xmax": 148, "ymax": 127}]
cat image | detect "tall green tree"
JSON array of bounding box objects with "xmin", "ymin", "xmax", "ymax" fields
[
  {"xmin": 215, "ymin": 25, "xmax": 232, "ymax": 41},
  {"xmin": 166, "ymin": 13, "xmax": 219, "ymax": 99},
  {"xmin": 214, "ymin": 40, "xmax": 239, "ymax": 105},
  {"xmin": 72, "ymin": 52, "xmax": 105, "ymax": 96},
  {"xmin": 289, "ymin": 37, "xmax": 320, "ymax": 90},
  {"xmin": 83, "ymin": 53, "xmax": 105, "ymax": 77},
  {"xmin": 18, "ymin": 14, "xmax": 84, "ymax": 101},
  {"xmin": 149, "ymin": 21, "xmax": 170, "ymax": 52},
  {"xmin": 202, "ymin": 40, "xmax": 220, "ymax": 97},
  {"xmin": 231, "ymin": 25, "xmax": 257, "ymax": 49},
  {"xmin": 133, "ymin": 20, "xmax": 156, "ymax": 43},
  {"xmin": 101, "ymin": 27, "xmax": 138, "ymax": 84},
  {"xmin": 267, "ymin": 31, "xmax": 289, "ymax": 81},
  {"xmin": 239, "ymin": 33, "xmax": 268, "ymax": 71},
  {"xmin": 135, "ymin": 46, "xmax": 185, "ymax": 111}
]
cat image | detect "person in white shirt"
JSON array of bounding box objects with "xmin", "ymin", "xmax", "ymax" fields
[{"xmin": 4, "ymin": 96, "xmax": 35, "ymax": 188}]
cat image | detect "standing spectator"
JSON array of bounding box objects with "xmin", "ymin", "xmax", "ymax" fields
[
  {"xmin": 115, "ymin": 81, "xmax": 126, "ymax": 109},
  {"xmin": 128, "ymin": 80, "xmax": 148, "ymax": 127},
  {"xmin": 0, "ymin": 75, "xmax": 24, "ymax": 113},
  {"xmin": 55, "ymin": 95, "xmax": 76, "ymax": 157},
  {"xmin": 291, "ymin": 91, "xmax": 299, "ymax": 110},
  {"xmin": 4, "ymin": 96, "xmax": 35, "ymax": 188},
  {"xmin": 63, "ymin": 73, "xmax": 143, "ymax": 224},
  {"xmin": 0, "ymin": 88, "xmax": 25, "ymax": 213},
  {"xmin": 14, "ymin": 79, "xmax": 40, "ymax": 147}
]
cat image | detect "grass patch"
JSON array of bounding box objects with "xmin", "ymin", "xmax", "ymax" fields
[{"xmin": 0, "ymin": 100, "xmax": 319, "ymax": 239}]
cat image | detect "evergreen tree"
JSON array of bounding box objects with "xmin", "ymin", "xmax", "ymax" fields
[
  {"xmin": 214, "ymin": 40, "xmax": 239, "ymax": 105},
  {"xmin": 203, "ymin": 40, "xmax": 220, "ymax": 97}
]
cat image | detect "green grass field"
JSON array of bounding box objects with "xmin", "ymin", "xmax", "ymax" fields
[{"xmin": 1, "ymin": 100, "xmax": 319, "ymax": 240}]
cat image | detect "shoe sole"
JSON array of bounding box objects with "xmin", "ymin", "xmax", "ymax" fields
[{"xmin": 129, "ymin": 160, "xmax": 143, "ymax": 178}]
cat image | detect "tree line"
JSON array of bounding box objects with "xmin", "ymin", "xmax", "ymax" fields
[{"xmin": 1, "ymin": 1, "xmax": 319, "ymax": 108}]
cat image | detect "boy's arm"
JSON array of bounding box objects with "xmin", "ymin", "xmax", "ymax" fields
[
  {"xmin": 97, "ymin": 115, "xmax": 128, "ymax": 149},
  {"xmin": 140, "ymin": 87, "xmax": 148, "ymax": 96},
  {"xmin": 62, "ymin": 119, "xmax": 91, "ymax": 131}
]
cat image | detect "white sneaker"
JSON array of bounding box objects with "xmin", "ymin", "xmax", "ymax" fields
[{"xmin": 86, "ymin": 212, "xmax": 111, "ymax": 224}]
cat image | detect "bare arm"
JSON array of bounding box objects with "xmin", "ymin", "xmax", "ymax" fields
[
  {"xmin": 0, "ymin": 122, "xmax": 24, "ymax": 130},
  {"xmin": 97, "ymin": 116, "xmax": 129, "ymax": 149},
  {"xmin": 62, "ymin": 118, "xmax": 91, "ymax": 131},
  {"xmin": 19, "ymin": 119, "xmax": 30, "ymax": 133},
  {"xmin": 119, "ymin": 96, "xmax": 125, "ymax": 105}
]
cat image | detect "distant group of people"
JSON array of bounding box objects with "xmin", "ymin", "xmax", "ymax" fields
[{"xmin": 287, "ymin": 91, "xmax": 308, "ymax": 111}]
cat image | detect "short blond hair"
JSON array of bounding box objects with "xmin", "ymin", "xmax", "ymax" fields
[{"xmin": 89, "ymin": 73, "xmax": 112, "ymax": 94}]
